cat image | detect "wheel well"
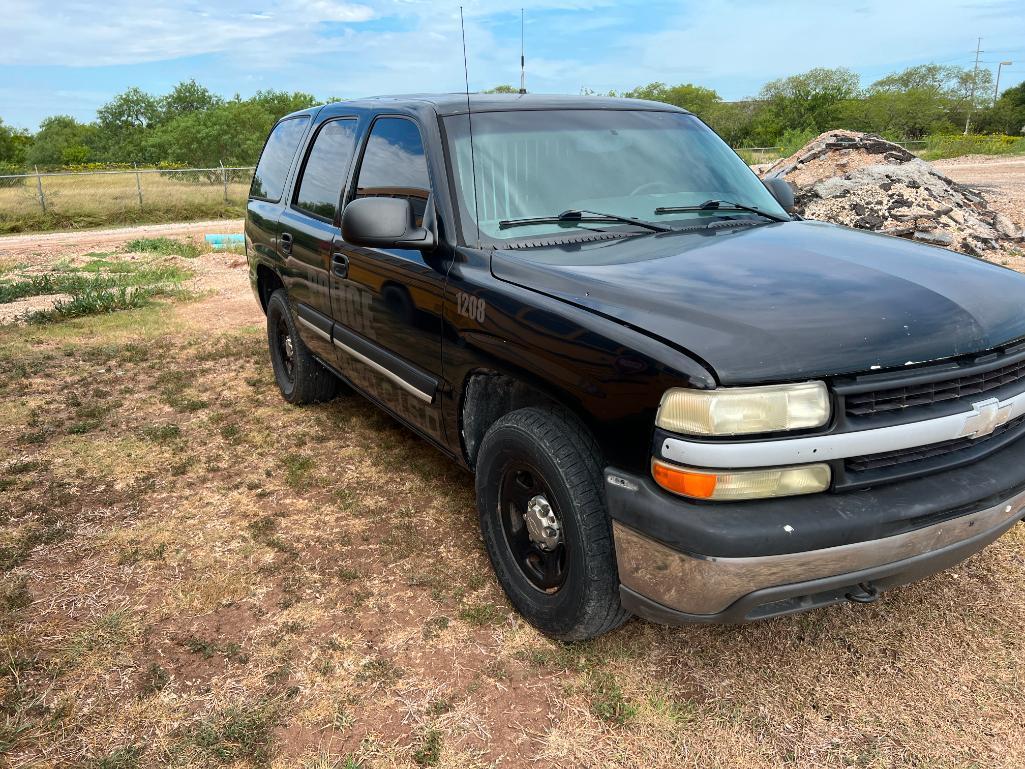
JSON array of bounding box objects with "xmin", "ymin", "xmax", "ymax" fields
[
  {"xmin": 461, "ymin": 371, "xmax": 586, "ymax": 469},
  {"xmin": 256, "ymin": 265, "xmax": 284, "ymax": 312}
]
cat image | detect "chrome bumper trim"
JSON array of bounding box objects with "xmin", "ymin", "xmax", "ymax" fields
[
  {"xmin": 614, "ymin": 485, "xmax": 1025, "ymax": 616},
  {"xmin": 660, "ymin": 388, "xmax": 1025, "ymax": 469}
]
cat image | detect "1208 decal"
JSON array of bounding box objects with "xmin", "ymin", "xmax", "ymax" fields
[{"xmin": 456, "ymin": 292, "xmax": 486, "ymax": 323}]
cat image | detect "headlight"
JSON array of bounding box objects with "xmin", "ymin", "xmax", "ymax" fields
[
  {"xmin": 652, "ymin": 458, "xmax": 831, "ymax": 500},
  {"xmin": 656, "ymin": 381, "xmax": 830, "ymax": 436}
]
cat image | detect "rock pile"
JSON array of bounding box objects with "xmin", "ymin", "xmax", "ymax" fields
[{"xmin": 761, "ymin": 130, "xmax": 1022, "ymax": 256}]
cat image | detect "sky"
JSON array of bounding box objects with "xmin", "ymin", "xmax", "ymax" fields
[{"xmin": 2, "ymin": 0, "xmax": 1025, "ymax": 130}]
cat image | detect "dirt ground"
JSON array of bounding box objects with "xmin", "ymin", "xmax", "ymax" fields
[
  {"xmin": 934, "ymin": 156, "xmax": 1025, "ymax": 234},
  {"xmin": 1, "ymin": 165, "xmax": 1025, "ymax": 768}
]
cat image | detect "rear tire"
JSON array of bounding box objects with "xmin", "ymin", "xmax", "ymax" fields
[
  {"xmin": 475, "ymin": 407, "xmax": 629, "ymax": 641},
  {"xmin": 266, "ymin": 289, "xmax": 339, "ymax": 405}
]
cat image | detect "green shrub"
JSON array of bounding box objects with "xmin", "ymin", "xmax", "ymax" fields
[
  {"xmin": 28, "ymin": 284, "xmax": 157, "ymax": 322},
  {"xmin": 778, "ymin": 128, "xmax": 821, "ymax": 157},
  {"xmin": 922, "ymin": 133, "xmax": 1025, "ymax": 160}
]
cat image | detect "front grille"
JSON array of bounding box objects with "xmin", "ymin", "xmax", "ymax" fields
[
  {"xmin": 845, "ymin": 414, "xmax": 1025, "ymax": 475},
  {"xmin": 845, "ymin": 355, "xmax": 1025, "ymax": 417}
]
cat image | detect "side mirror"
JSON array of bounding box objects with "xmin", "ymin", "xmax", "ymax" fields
[
  {"xmin": 340, "ymin": 197, "xmax": 436, "ymax": 250},
  {"xmin": 763, "ymin": 176, "xmax": 796, "ymax": 213}
]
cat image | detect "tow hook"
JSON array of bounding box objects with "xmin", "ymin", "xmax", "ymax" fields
[{"xmin": 845, "ymin": 582, "xmax": 880, "ymax": 604}]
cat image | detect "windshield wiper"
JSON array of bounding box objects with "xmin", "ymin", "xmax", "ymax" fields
[
  {"xmin": 654, "ymin": 200, "xmax": 789, "ymax": 223},
  {"xmin": 499, "ymin": 209, "xmax": 670, "ymax": 233}
]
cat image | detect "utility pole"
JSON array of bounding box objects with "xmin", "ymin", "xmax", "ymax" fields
[
  {"xmin": 964, "ymin": 36, "xmax": 983, "ymax": 135},
  {"xmin": 994, "ymin": 61, "xmax": 1013, "ymax": 102}
]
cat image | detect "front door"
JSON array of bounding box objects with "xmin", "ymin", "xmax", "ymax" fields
[{"xmin": 331, "ymin": 115, "xmax": 446, "ymax": 443}]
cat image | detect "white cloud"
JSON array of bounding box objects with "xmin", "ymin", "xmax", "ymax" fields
[{"xmin": 0, "ymin": 0, "xmax": 376, "ymax": 66}]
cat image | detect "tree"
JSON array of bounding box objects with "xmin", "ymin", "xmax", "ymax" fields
[
  {"xmin": 25, "ymin": 115, "xmax": 97, "ymax": 167},
  {"xmin": 95, "ymin": 87, "xmax": 160, "ymax": 161},
  {"xmin": 97, "ymin": 87, "xmax": 159, "ymax": 132},
  {"xmin": 247, "ymin": 90, "xmax": 319, "ymax": 120},
  {"xmin": 704, "ymin": 100, "xmax": 765, "ymax": 147},
  {"xmin": 146, "ymin": 100, "xmax": 280, "ymax": 166},
  {"xmin": 867, "ymin": 64, "xmax": 993, "ymax": 136},
  {"xmin": 484, "ymin": 85, "xmax": 518, "ymax": 93},
  {"xmin": 618, "ymin": 82, "xmax": 721, "ymax": 117},
  {"xmin": 159, "ymin": 80, "xmax": 222, "ymax": 123},
  {"xmin": 978, "ymin": 82, "xmax": 1025, "ymax": 135},
  {"xmin": 0, "ymin": 118, "xmax": 32, "ymax": 166},
  {"xmin": 757, "ymin": 67, "xmax": 862, "ymax": 135}
]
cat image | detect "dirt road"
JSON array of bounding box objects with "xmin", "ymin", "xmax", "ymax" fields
[{"xmin": 0, "ymin": 219, "xmax": 244, "ymax": 259}]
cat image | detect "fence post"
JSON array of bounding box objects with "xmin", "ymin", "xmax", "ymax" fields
[
  {"xmin": 220, "ymin": 162, "xmax": 228, "ymax": 203},
  {"xmin": 34, "ymin": 166, "xmax": 46, "ymax": 213},
  {"xmin": 134, "ymin": 163, "xmax": 144, "ymax": 208}
]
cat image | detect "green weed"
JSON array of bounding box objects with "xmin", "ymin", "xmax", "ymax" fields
[
  {"xmin": 123, "ymin": 237, "xmax": 201, "ymax": 258},
  {"xmin": 587, "ymin": 670, "xmax": 637, "ymax": 726},
  {"xmin": 28, "ymin": 283, "xmax": 156, "ymax": 323},
  {"xmin": 458, "ymin": 602, "xmax": 504, "ymax": 628},
  {"xmin": 412, "ymin": 728, "xmax": 443, "ymax": 767},
  {"xmin": 89, "ymin": 744, "xmax": 143, "ymax": 769},
  {"xmin": 141, "ymin": 424, "xmax": 181, "ymax": 443},
  {"xmin": 190, "ymin": 700, "xmax": 278, "ymax": 766},
  {"xmin": 138, "ymin": 663, "xmax": 170, "ymax": 696},
  {"xmin": 0, "ymin": 512, "xmax": 68, "ymax": 572},
  {"xmin": 0, "ymin": 575, "xmax": 32, "ymax": 614},
  {"xmin": 63, "ymin": 607, "xmax": 136, "ymax": 661}
]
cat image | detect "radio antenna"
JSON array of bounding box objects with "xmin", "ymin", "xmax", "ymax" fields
[
  {"xmin": 519, "ymin": 8, "xmax": 526, "ymax": 94},
  {"xmin": 460, "ymin": 6, "xmax": 481, "ymax": 247}
]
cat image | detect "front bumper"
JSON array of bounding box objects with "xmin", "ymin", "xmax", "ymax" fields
[{"xmin": 606, "ymin": 438, "xmax": 1025, "ymax": 623}]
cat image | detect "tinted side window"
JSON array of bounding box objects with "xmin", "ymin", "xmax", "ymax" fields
[
  {"xmin": 354, "ymin": 118, "xmax": 431, "ymax": 220},
  {"xmin": 294, "ymin": 119, "xmax": 358, "ymax": 220},
  {"xmin": 250, "ymin": 117, "xmax": 309, "ymax": 202}
]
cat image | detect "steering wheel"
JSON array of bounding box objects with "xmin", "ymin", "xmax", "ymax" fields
[{"xmin": 629, "ymin": 181, "xmax": 675, "ymax": 197}]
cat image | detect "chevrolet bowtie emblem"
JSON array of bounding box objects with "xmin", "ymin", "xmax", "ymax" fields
[{"xmin": 959, "ymin": 397, "xmax": 1015, "ymax": 440}]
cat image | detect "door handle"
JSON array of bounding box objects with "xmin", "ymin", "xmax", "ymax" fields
[
  {"xmin": 279, "ymin": 232, "xmax": 293, "ymax": 255},
  {"xmin": 332, "ymin": 252, "xmax": 349, "ymax": 278}
]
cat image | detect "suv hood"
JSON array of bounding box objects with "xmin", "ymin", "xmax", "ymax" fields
[{"xmin": 491, "ymin": 220, "xmax": 1025, "ymax": 384}]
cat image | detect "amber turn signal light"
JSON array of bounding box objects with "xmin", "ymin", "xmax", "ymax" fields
[{"xmin": 651, "ymin": 458, "xmax": 830, "ymax": 501}]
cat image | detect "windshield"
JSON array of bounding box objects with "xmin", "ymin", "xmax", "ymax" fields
[{"xmin": 444, "ymin": 109, "xmax": 787, "ymax": 244}]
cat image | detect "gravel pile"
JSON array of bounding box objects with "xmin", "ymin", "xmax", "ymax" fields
[{"xmin": 761, "ymin": 130, "xmax": 1023, "ymax": 257}]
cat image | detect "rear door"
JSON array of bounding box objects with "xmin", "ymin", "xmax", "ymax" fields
[
  {"xmin": 278, "ymin": 117, "xmax": 359, "ymax": 362},
  {"xmin": 331, "ymin": 115, "xmax": 446, "ymax": 443},
  {"xmin": 245, "ymin": 115, "xmax": 311, "ymax": 287}
]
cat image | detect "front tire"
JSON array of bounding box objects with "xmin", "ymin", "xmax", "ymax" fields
[
  {"xmin": 266, "ymin": 289, "xmax": 339, "ymax": 405},
  {"xmin": 475, "ymin": 407, "xmax": 629, "ymax": 641}
]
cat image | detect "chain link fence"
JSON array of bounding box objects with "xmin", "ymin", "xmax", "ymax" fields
[{"xmin": 0, "ymin": 166, "xmax": 255, "ymax": 229}]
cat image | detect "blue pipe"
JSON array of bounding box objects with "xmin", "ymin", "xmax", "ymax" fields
[{"xmin": 204, "ymin": 234, "xmax": 245, "ymax": 249}]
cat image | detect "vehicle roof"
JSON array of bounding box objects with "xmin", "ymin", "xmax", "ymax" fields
[{"xmin": 293, "ymin": 93, "xmax": 689, "ymax": 119}]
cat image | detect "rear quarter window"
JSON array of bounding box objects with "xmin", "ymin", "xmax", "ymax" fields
[{"xmin": 250, "ymin": 116, "xmax": 310, "ymax": 202}]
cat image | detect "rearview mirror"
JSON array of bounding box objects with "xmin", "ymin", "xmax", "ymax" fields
[
  {"xmin": 762, "ymin": 177, "xmax": 796, "ymax": 213},
  {"xmin": 341, "ymin": 197, "xmax": 436, "ymax": 250}
]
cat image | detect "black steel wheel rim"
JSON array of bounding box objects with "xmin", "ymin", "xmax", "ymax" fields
[
  {"xmin": 498, "ymin": 461, "xmax": 568, "ymax": 593},
  {"xmin": 275, "ymin": 314, "xmax": 295, "ymax": 382}
]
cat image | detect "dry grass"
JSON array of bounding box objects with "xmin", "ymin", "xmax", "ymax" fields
[
  {"xmin": 1, "ymin": 236, "xmax": 1024, "ymax": 768},
  {"xmin": 0, "ymin": 171, "xmax": 250, "ymax": 234}
]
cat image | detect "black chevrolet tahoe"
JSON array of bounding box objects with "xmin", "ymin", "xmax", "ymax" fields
[{"xmin": 245, "ymin": 94, "xmax": 1025, "ymax": 640}]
